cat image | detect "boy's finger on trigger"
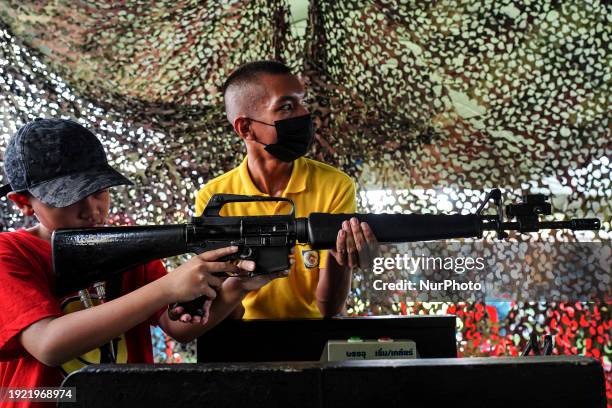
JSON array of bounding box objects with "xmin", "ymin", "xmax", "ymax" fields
[{"xmin": 199, "ymin": 245, "xmax": 239, "ymax": 261}]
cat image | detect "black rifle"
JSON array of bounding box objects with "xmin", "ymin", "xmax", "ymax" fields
[{"xmin": 52, "ymin": 189, "xmax": 599, "ymax": 314}]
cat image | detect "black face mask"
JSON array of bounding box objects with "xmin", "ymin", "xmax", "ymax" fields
[{"xmin": 249, "ymin": 114, "xmax": 314, "ymax": 162}]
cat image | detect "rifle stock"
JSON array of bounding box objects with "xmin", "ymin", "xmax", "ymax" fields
[{"xmin": 53, "ymin": 225, "xmax": 187, "ymax": 296}]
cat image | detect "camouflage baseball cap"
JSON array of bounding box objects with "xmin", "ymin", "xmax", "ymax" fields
[{"xmin": 0, "ymin": 118, "xmax": 133, "ymax": 207}]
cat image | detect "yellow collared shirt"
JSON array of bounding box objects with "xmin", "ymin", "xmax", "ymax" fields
[{"xmin": 195, "ymin": 157, "xmax": 356, "ymax": 319}]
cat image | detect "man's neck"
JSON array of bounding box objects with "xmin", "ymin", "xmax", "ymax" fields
[{"xmin": 246, "ymin": 155, "xmax": 293, "ymax": 197}]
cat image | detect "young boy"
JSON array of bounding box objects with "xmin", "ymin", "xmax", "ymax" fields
[{"xmin": 0, "ymin": 118, "xmax": 285, "ymax": 405}]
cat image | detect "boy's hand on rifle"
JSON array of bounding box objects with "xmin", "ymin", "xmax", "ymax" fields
[
  {"xmin": 165, "ymin": 246, "xmax": 255, "ymax": 324},
  {"xmin": 169, "ymin": 249, "xmax": 293, "ymax": 322},
  {"xmin": 330, "ymin": 217, "xmax": 380, "ymax": 270}
]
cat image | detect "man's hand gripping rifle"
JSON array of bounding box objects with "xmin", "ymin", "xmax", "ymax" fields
[{"xmin": 51, "ymin": 189, "xmax": 600, "ymax": 318}]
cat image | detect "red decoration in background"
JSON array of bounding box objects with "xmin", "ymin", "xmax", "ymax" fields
[{"xmin": 396, "ymin": 301, "xmax": 611, "ymax": 405}]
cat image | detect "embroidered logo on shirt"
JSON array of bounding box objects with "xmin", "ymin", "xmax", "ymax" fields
[{"xmin": 302, "ymin": 250, "xmax": 319, "ymax": 268}]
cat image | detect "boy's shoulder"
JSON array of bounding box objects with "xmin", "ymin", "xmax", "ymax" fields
[
  {"xmin": 0, "ymin": 229, "xmax": 31, "ymax": 245},
  {"xmin": 0, "ymin": 229, "xmax": 48, "ymax": 255},
  {"xmin": 0, "ymin": 230, "xmax": 51, "ymax": 278}
]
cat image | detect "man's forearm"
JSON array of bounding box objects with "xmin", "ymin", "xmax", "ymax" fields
[{"xmin": 316, "ymin": 256, "xmax": 352, "ymax": 317}]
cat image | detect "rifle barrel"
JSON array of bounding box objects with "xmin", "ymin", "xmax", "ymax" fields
[
  {"xmin": 538, "ymin": 219, "xmax": 601, "ymax": 231},
  {"xmin": 301, "ymin": 213, "xmax": 483, "ymax": 249}
]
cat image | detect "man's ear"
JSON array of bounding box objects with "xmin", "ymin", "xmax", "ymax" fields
[
  {"xmin": 233, "ymin": 117, "xmax": 255, "ymax": 141},
  {"xmin": 7, "ymin": 192, "xmax": 34, "ymax": 216}
]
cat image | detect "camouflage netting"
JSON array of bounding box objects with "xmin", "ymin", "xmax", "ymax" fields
[{"xmin": 0, "ymin": 0, "xmax": 610, "ymax": 400}]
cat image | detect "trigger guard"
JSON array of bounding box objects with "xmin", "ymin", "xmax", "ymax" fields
[
  {"xmin": 228, "ymin": 245, "xmax": 255, "ymax": 261},
  {"xmin": 239, "ymin": 246, "xmax": 255, "ymax": 259}
]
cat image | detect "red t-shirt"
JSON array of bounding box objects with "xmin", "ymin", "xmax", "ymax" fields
[{"xmin": 0, "ymin": 229, "xmax": 167, "ymax": 407}]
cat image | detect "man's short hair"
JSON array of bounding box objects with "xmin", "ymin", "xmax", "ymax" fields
[
  {"xmin": 222, "ymin": 61, "xmax": 293, "ymax": 124},
  {"xmin": 222, "ymin": 60, "xmax": 292, "ymax": 96}
]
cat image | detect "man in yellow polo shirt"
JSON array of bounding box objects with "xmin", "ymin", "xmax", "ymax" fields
[{"xmin": 195, "ymin": 61, "xmax": 378, "ymax": 319}]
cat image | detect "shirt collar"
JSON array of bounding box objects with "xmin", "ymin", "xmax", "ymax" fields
[{"xmin": 239, "ymin": 156, "xmax": 308, "ymax": 196}]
